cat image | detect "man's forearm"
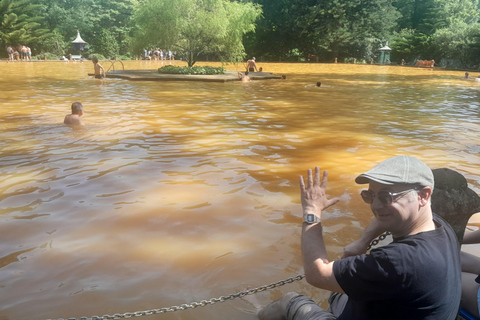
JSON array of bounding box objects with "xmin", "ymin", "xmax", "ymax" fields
[
  {"xmin": 342, "ymin": 218, "xmax": 385, "ymax": 258},
  {"xmin": 302, "ymin": 223, "xmax": 343, "ymax": 293},
  {"xmin": 356, "ymin": 218, "xmax": 385, "ymax": 247},
  {"xmin": 302, "ymin": 223, "xmax": 329, "ymax": 274}
]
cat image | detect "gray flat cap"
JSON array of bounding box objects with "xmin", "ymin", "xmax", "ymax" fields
[{"xmin": 355, "ymin": 155, "xmax": 434, "ymax": 188}]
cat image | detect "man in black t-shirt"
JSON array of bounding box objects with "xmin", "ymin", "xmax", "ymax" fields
[{"xmin": 258, "ymin": 155, "xmax": 461, "ymax": 320}]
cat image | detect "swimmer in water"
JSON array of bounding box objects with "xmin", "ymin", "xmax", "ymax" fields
[
  {"xmin": 463, "ymin": 72, "xmax": 470, "ymax": 79},
  {"xmin": 238, "ymin": 71, "xmax": 251, "ymax": 82},
  {"xmin": 64, "ymin": 102, "xmax": 85, "ymax": 126}
]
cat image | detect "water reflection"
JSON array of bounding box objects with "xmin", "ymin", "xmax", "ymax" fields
[{"xmin": 0, "ymin": 61, "xmax": 479, "ymax": 320}]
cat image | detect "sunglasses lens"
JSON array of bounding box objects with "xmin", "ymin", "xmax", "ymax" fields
[
  {"xmin": 377, "ymin": 190, "xmax": 393, "ymax": 206},
  {"xmin": 360, "ymin": 190, "xmax": 374, "ymax": 204}
]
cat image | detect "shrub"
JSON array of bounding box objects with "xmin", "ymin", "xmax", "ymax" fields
[
  {"xmin": 116, "ymin": 55, "xmax": 132, "ymax": 60},
  {"xmin": 158, "ymin": 65, "xmax": 226, "ymax": 75},
  {"xmin": 34, "ymin": 52, "xmax": 60, "ymax": 60},
  {"xmin": 87, "ymin": 53, "xmax": 107, "ymax": 61}
]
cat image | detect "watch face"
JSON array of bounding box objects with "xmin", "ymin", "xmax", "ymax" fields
[{"xmin": 305, "ymin": 214, "xmax": 319, "ymax": 223}]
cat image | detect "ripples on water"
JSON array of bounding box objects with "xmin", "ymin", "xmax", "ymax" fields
[{"xmin": 1, "ymin": 61, "xmax": 480, "ymax": 319}]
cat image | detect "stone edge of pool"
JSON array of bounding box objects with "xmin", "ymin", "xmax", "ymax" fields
[{"xmin": 87, "ymin": 70, "xmax": 282, "ymax": 82}]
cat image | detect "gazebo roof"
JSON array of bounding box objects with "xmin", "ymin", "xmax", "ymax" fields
[
  {"xmin": 378, "ymin": 45, "xmax": 392, "ymax": 51},
  {"xmin": 71, "ymin": 31, "xmax": 87, "ymax": 44}
]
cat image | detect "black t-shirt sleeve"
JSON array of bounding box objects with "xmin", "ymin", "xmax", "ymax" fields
[{"xmin": 333, "ymin": 247, "xmax": 404, "ymax": 302}]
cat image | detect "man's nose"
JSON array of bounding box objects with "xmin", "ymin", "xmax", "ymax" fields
[{"xmin": 371, "ymin": 196, "xmax": 386, "ymax": 211}]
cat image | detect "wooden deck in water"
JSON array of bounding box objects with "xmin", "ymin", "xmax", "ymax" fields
[{"xmin": 89, "ymin": 69, "xmax": 282, "ymax": 82}]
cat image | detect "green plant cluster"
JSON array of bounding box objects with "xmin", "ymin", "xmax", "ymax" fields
[{"xmin": 158, "ymin": 65, "xmax": 226, "ymax": 75}]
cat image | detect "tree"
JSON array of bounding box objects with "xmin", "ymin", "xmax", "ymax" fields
[
  {"xmin": 391, "ymin": 0, "xmax": 480, "ymax": 63},
  {"xmin": 298, "ymin": 0, "xmax": 400, "ymax": 61},
  {"xmin": 247, "ymin": 0, "xmax": 400, "ymax": 62},
  {"xmin": 0, "ymin": 0, "xmax": 51, "ymax": 52},
  {"xmin": 244, "ymin": 0, "xmax": 315, "ymax": 61},
  {"xmin": 130, "ymin": 0, "xmax": 262, "ymax": 66},
  {"xmin": 433, "ymin": 21, "xmax": 480, "ymax": 66},
  {"xmin": 36, "ymin": 0, "xmax": 137, "ymax": 56}
]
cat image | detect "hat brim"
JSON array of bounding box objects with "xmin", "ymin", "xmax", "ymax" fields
[{"xmin": 355, "ymin": 174, "xmax": 396, "ymax": 185}]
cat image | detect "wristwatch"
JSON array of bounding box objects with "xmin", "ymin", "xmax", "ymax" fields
[{"xmin": 304, "ymin": 213, "xmax": 321, "ymax": 224}]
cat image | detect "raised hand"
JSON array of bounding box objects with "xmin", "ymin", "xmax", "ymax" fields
[{"xmin": 299, "ymin": 167, "xmax": 340, "ymax": 218}]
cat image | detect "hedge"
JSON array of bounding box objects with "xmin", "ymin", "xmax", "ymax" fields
[{"xmin": 158, "ymin": 65, "xmax": 226, "ymax": 75}]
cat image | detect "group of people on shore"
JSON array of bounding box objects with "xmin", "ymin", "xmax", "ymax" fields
[
  {"xmin": 142, "ymin": 48, "xmax": 175, "ymax": 61},
  {"xmin": 6, "ymin": 45, "xmax": 31, "ymax": 61}
]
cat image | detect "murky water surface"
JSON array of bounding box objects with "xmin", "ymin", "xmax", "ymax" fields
[{"xmin": 1, "ymin": 60, "xmax": 480, "ymax": 319}]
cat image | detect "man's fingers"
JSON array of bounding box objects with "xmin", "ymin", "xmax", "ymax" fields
[
  {"xmin": 299, "ymin": 175, "xmax": 306, "ymax": 193},
  {"xmin": 329, "ymin": 198, "xmax": 340, "ymax": 206},
  {"xmin": 307, "ymin": 169, "xmax": 313, "ymax": 188},
  {"xmin": 314, "ymin": 167, "xmax": 320, "ymax": 186},
  {"xmin": 320, "ymin": 170, "xmax": 329, "ymax": 189}
]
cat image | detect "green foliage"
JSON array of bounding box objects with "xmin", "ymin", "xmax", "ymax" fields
[
  {"xmin": 247, "ymin": 0, "xmax": 400, "ymax": 62},
  {"xmin": 433, "ymin": 21, "xmax": 480, "ymax": 65},
  {"xmin": 91, "ymin": 29, "xmax": 120, "ymax": 59},
  {"xmin": 36, "ymin": 0, "xmax": 137, "ymax": 57},
  {"xmin": 0, "ymin": 0, "xmax": 52, "ymax": 53},
  {"xmin": 88, "ymin": 53, "xmax": 107, "ymax": 61},
  {"xmin": 37, "ymin": 30, "xmax": 68, "ymax": 55},
  {"xmin": 131, "ymin": 0, "xmax": 262, "ymax": 66},
  {"xmin": 33, "ymin": 52, "xmax": 59, "ymax": 60},
  {"xmin": 390, "ymin": 30, "xmax": 433, "ymax": 61},
  {"xmin": 158, "ymin": 65, "xmax": 226, "ymax": 75},
  {"xmin": 116, "ymin": 55, "xmax": 132, "ymax": 60},
  {"xmin": 1, "ymin": 0, "xmax": 480, "ymax": 66}
]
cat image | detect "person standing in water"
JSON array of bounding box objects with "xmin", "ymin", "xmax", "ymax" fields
[
  {"xmin": 246, "ymin": 57, "xmax": 258, "ymax": 72},
  {"xmin": 64, "ymin": 102, "xmax": 85, "ymax": 126},
  {"xmin": 92, "ymin": 57, "xmax": 105, "ymax": 79}
]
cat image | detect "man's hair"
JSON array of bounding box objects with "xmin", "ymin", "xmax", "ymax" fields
[
  {"xmin": 71, "ymin": 102, "xmax": 83, "ymax": 114},
  {"xmin": 245, "ymin": 71, "xmax": 249, "ymax": 75},
  {"xmin": 92, "ymin": 56, "xmax": 99, "ymax": 63}
]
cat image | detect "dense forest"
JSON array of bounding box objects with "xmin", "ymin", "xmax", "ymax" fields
[{"xmin": 1, "ymin": 0, "xmax": 479, "ymax": 67}]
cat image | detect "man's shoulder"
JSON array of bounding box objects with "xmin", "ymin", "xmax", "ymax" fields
[{"xmin": 64, "ymin": 114, "xmax": 84, "ymax": 126}]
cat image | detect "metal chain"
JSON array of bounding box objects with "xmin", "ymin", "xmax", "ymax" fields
[
  {"xmin": 49, "ymin": 232, "xmax": 391, "ymax": 320},
  {"xmin": 49, "ymin": 275, "xmax": 305, "ymax": 320},
  {"xmin": 367, "ymin": 231, "xmax": 391, "ymax": 250}
]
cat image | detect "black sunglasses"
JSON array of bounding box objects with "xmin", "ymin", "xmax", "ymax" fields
[{"xmin": 360, "ymin": 188, "xmax": 418, "ymax": 206}]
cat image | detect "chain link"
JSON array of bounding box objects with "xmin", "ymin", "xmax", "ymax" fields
[
  {"xmin": 48, "ymin": 232, "xmax": 391, "ymax": 320},
  {"xmin": 366, "ymin": 231, "xmax": 391, "ymax": 250}
]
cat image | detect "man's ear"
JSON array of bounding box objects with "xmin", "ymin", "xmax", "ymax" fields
[{"xmin": 418, "ymin": 187, "xmax": 432, "ymax": 206}]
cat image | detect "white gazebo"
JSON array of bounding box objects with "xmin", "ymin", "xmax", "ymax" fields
[
  {"xmin": 71, "ymin": 31, "xmax": 87, "ymax": 51},
  {"xmin": 378, "ymin": 42, "xmax": 392, "ymax": 64}
]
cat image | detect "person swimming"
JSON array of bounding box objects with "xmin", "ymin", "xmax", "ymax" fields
[
  {"xmin": 64, "ymin": 102, "xmax": 85, "ymax": 126},
  {"xmin": 238, "ymin": 71, "xmax": 250, "ymax": 82}
]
